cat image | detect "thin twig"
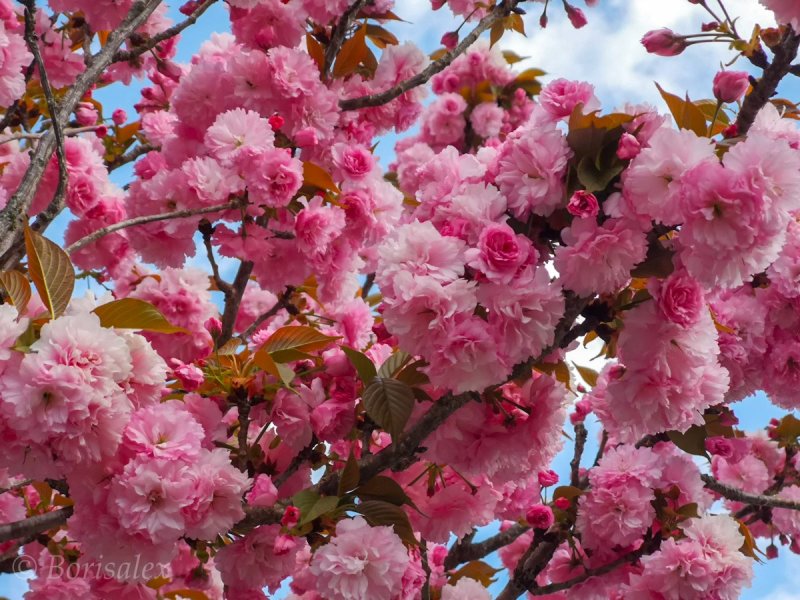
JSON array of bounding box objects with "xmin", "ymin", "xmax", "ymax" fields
[
  {"xmin": 323, "ymin": 0, "xmax": 370, "ymax": 80},
  {"xmin": 200, "ymin": 219, "xmax": 232, "ymax": 295},
  {"xmin": 528, "ymin": 538, "xmax": 661, "ymax": 596},
  {"xmin": 361, "ymin": 272, "xmax": 375, "ymax": 297},
  {"xmin": 65, "ymin": 201, "xmax": 237, "ymax": 253},
  {"xmin": 113, "ymin": 0, "xmax": 218, "ymax": 62},
  {"xmin": 339, "ymin": 0, "xmax": 519, "ymax": 110},
  {"xmin": 241, "ymin": 286, "xmax": 295, "ymax": 340},
  {"xmin": 107, "ymin": 143, "xmax": 157, "ymax": 172},
  {"xmin": 0, "ymin": 125, "xmax": 103, "ymax": 145},
  {"xmin": 702, "ymin": 474, "xmax": 800, "ymax": 511}
]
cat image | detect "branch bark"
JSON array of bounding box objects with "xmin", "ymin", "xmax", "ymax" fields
[
  {"xmin": 339, "ymin": 0, "xmax": 519, "ymax": 111},
  {"xmin": 702, "ymin": 474, "xmax": 800, "ymax": 511},
  {"xmin": 735, "ymin": 30, "xmax": 800, "ymax": 135},
  {"xmin": 0, "ymin": 0, "xmax": 164, "ymax": 269},
  {"xmin": 444, "ymin": 523, "xmax": 529, "ymax": 570},
  {"xmin": 0, "ymin": 507, "xmax": 72, "ymax": 544},
  {"xmin": 65, "ymin": 201, "xmax": 237, "ymax": 254},
  {"xmin": 323, "ymin": 0, "xmax": 371, "ymax": 80},
  {"xmin": 113, "ymin": 0, "xmax": 218, "ymax": 63}
]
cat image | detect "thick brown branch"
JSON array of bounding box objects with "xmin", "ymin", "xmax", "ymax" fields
[
  {"xmin": 497, "ymin": 533, "xmax": 561, "ymax": 600},
  {"xmin": 22, "ymin": 0, "xmax": 68, "ymax": 228},
  {"xmin": 339, "ymin": 0, "xmax": 519, "ymax": 110},
  {"xmin": 113, "ymin": 0, "xmax": 218, "ymax": 63},
  {"xmin": 0, "ymin": 507, "xmax": 72, "ymax": 544},
  {"xmin": 735, "ymin": 30, "xmax": 800, "ymax": 135},
  {"xmin": 444, "ymin": 523, "xmax": 529, "ymax": 570},
  {"xmin": 570, "ymin": 422, "xmax": 588, "ymax": 487},
  {"xmin": 702, "ymin": 474, "xmax": 800, "ymax": 511},
  {"xmin": 65, "ymin": 201, "xmax": 236, "ymax": 254},
  {"xmin": 0, "ymin": 0, "xmax": 164, "ymax": 268},
  {"xmin": 217, "ymin": 259, "xmax": 255, "ymax": 348}
]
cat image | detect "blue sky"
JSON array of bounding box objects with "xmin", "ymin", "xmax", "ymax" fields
[{"xmin": 3, "ymin": 1, "xmax": 800, "ymax": 598}]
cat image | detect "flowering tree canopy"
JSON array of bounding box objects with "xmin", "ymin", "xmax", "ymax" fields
[{"xmin": 1, "ymin": 0, "xmax": 800, "ymax": 598}]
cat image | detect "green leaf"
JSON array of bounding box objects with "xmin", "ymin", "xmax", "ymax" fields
[
  {"xmin": 342, "ymin": 346, "xmax": 377, "ymax": 386},
  {"xmin": 24, "ymin": 226, "xmax": 74, "ymax": 319},
  {"xmin": 92, "ymin": 298, "xmax": 188, "ymax": 333},
  {"xmin": 362, "ymin": 377, "xmax": 414, "ymax": 440},
  {"xmin": 299, "ymin": 495, "xmax": 340, "ymax": 526},
  {"xmin": 356, "ymin": 476, "xmax": 413, "ymax": 507},
  {"xmin": 395, "ymin": 360, "xmax": 430, "ymax": 387},
  {"xmin": 291, "ymin": 489, "xmax": 320, "ymax": 517},
  {"xmin": 355, "ymin": 500, "xmax": 417, "ymax": 545},
  {"xmin": 377, "ymin": 351, "xmax": 411, "ymax": 379},
  {"xmin": 338, "ymin": 449, "xmax": 361, "ymax": 496},
  {"xmin": 655, "ymin": 83, "xmax": 708, "ymax": 137},
  {"xmin": 0, "ymin": 270, "xmax": 31, "ymax": 315},
  {"xmin": 262, "ymin": 326, "xmax": 339, "ymax": 362}
]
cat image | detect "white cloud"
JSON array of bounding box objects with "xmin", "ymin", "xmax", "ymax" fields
[{"xmin": 497, "ymin": 0, "xmax": 772, "ymax": 107}]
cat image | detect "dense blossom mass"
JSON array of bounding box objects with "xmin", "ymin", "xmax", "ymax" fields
[{"xmin": 0, "ymin": 0, "xmax": 800, "ymax": 598}]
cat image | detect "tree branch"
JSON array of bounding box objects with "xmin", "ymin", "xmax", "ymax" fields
[
  {"xmin": 65, "ymin": 201, "xmax": 236, "ymax": 254},
  {"xmin": 0, "ymin": 125, "xmax": 103, "ymax": 145},
  {"xmin": 241, "ymin": 286, "xmax": 295, "ymax": 340},
  {"xmin": 702, "ymin": 474, "xmax": 800, "ymax": 511},
  {"xmin": 570, "ymin": 422, "xmax": 587, "ymax": 487},
  {"xmin": 0, "ymin": 507, "xmax": 72, "ymax": 544},
  {"xmin": 323, "ymin": 0, "xmax": 371, "ymax": 80},
  {"xmin": 107, "ymin": 142, "xmax": 157, "ymax": 172},
  {"xmin": 113, "ymin": 0, "xmax": 218, "ymax": 63},
  {"xmin": 217, "ymin": 259, "xmax": 255, "ymax": 348},
  {"xmin": 22, "ymin": 0, "xmax": 68, "ymax": 230},
  {"xmin": 528, "ymin": 538, "xmax": 661, "ymax": 596},
  {"xmin": 497, "ymin": 532, "xmax": 561, "ymax": 600},
  {"xmin": 735, "ymin": 30, "xmax": 800, "ymax": 135},
  {"xmin": 338, "ymin": 0, "xmax": 519, "ymax": 111},
  {"xmin": 0, "ymin": 0, "xmax": 164, "ymax": 269},
  {"xmin": 444, "ymin": 523, "xmax": 529, "ymax": 570}
]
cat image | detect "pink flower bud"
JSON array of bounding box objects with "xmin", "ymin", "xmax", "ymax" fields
[
  {"xmin": 539, "ymin": 13, "xmax": 548, "ymax": 28},
  {"xmin": 616, "ymin": 132, "xmax": 641, "ymax": 160},
  {"xmin": 204, "ymin": 317, "xmax": 222, "ymax": 336},
  {"xmin": 585, "ymin": 0, "xmax": 598, "ymax": 5},
  {"xmin": 553, "ymin": 497, "xmax": 571, "ymax": 510},
  {"xmin": 179, "ymin": 0, "xmax": 200, "ymax": 15},
  {"xmin": 641, "ymin": 28, "xmax": 687, "ymax": 56},
  {"xmin": 701, "ymin": 21, "xmax": 719, "ymax": 32},
  {"xmin": 112, "ymin": 109, "xmax": 127, "ymax": 126},
  {"xmin": 441, "ymin": 31, "xmax": 458, "ymax": 50},
  {"xmin": 567, "ymin": 190, "xmax": 600, "ymax": 218},
  {"xmin": 281, "ymin": 506, "xmax": 301, "ymax": 529},
  {"xmin": 564, "ymin": 2, "xmax": 588, "ymax": 28},
  {"xmin": 767, "ymin": 544, "xmax": 779, "ymax": 560},
  {"xmin": 75, "ymin": 102, "xmax": 98, "ymax": 126},
  {"xmin": 93, "ymin": 125, "xmax": 108, "ymax": 138},
  {"xmin": 721, "ymin": 123, "xmax": 739, "ymax": 138},
  {"xmin": 268, "ymin": 114, "xmax": 285, "ymax": 131},
  {"xmin": 712, "ymin": 70, "xmax": 750, "ymax": 103},
  {"xmin": 526, "ymin": 505, "xmax": 555, "ymax": 530},
  {"xmin": 537, "ymin": 470, "xmax": 559, "ymax": 487}
]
